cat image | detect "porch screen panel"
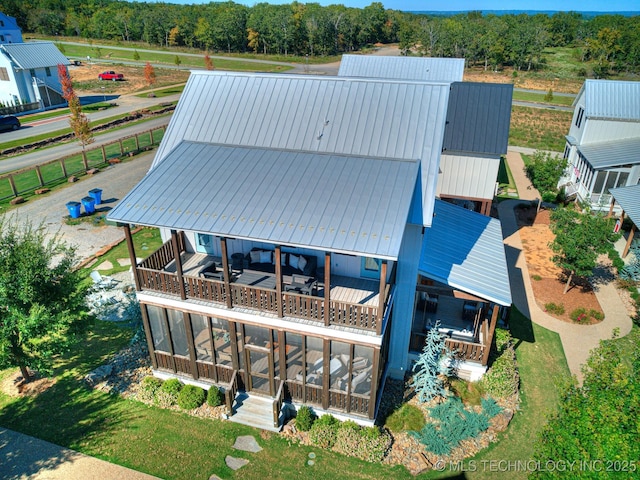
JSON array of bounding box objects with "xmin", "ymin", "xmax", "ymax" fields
[
  {"xmin": 285, "ymin": 332, "xmax": 302, "ymax": 381},
  {"xmin": 190, "ymin": 314, "xmax": 211, "ymax": 361},
  {"xmin": 352, "ymin": 345, "xmax": 373, "ymax": 397},
  {"xmin": 330, "ymin": 341, "xmax": 350, "ymax": 391},
  {"xmin": 244, "ymin": 324, "xmax": 270, "ymax": 348},
  {"xmin": 592, "ymin": 171, "xmax": 607, "ymax": 196},
  {"xmin": 211, "ymin": 317, "xmax": 232, "ymax": 366},
  {"xmin": 146, "ymin": 305, "xmax": 170, "ymax": 352},
  {"xmin": 167, "ymin": 309, "xmax": 188, "ymax": 356},
  {"xmin": 306, "ymin": 336, "xmax": 323, "ymax": 387},
  {"xmin": 616, "ymin": 172, "xmax": 629, "ymax": 188}
]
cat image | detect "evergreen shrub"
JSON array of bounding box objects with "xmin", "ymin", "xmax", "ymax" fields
[{"xmin": 177, "ymin": 384, "xmax": 206, "ymax": 410}]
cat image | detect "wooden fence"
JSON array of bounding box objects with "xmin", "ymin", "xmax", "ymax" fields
[{"xmin": 0, "ymin": 125, "xmax": 166, "ymax": 203}]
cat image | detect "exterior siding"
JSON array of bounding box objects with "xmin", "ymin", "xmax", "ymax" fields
[{"xmin": 582, "ymin": 119, "xmax": 640, "ymax": 144}]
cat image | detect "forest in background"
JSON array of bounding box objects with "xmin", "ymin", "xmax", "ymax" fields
[{"xmin": 2, "ymin": 1, "xmax": 639, "ymax": 76}]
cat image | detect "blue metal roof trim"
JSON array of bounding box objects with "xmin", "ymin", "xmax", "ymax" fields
[
  {"xmin": 1, "ymin": 41, "xmax": 70, "ymax": 69},
  {"xmin": 338, "ymin": 55, "xmax": 464, "ymax": 82},
  {"xmin": 108, "ymin": 142, "xmax": 419, "ymax": 260},
  {"xmin": 419, "ymin": 200, "xmax": 512, "ymax": 306},
  {"xmin": 609, "ymin": 184, "xmax": 640, "ymax": 227}
]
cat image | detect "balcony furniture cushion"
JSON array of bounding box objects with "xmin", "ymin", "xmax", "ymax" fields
[
  {"xmin": 250, "ymin": 250, "xmax": 262, "ymax": 264},
  {"xmin": 289, "ymin": 254, "xmax": 300, "ymax": 269},
  {"xmin": 298, "ymin": 255, "xmax": 307, "ymax": 272},
  {"xmin": 259, "ymin": 250, "xmax": 272, "ymax": 264},
  {"xmin": 245, "ymin": 248, "xmax": 317, "ymax": 277}
]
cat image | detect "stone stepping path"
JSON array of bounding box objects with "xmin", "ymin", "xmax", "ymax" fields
[
  {"xmin": 225, "ymin": 456, "xmax": 249, "ymax": 471},
  {"xmin": 95, "ymin": 260, "xmax": 113, "ymax": 270},
  {"xmin": 232, "ymin": 435, "xmax": 263, "ymax": 453}
]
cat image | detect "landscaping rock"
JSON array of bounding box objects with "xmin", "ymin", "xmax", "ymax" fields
[
  {"xmin": 84, "ymin": 364, "xmax": 113, "ymax": 386},
  {"xmin": 68, "ymin": 176, "xmax": 78, "ymax": 183},
  {"xmin": 108, "ymin": 158, "xmax": 121, "ymax": 165},
  {"xmin": 225, "ymin": 456, "xmax": 249, "ymax": 471},
  {"xmin": 10, "ymin": 196, "xmax": 25, "ymax": 205},
  {"xmin": 208, "ymin": 476, "xmax": 223, "ymax": 480},
  {"xmin": 233, "ymin": 435, "xmax": 262, "ymax": 453},
  {"xmin": 87, "ymin": 168, "xmax": 99, "ymax": 175},
  {"xmin": 35, "ymin": 188, "xmax": 50, "ymax": 195}
]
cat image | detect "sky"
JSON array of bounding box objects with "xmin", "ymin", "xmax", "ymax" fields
[{"xmin": 157, "ymin": 0, "xmax": 639, "ymax": 12}]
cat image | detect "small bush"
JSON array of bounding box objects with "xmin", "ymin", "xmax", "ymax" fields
[
  {"xmin": 333, "ymin": 422, "xmax": 392, "ymax": 462},
  {"xmin": 589, "ymin": 309, "xmax": 604, "ymax": 321},
  {"xmin": 177, "ymin": 384, "xmax": 206, "ymax": 410},
  {"xmin": 309, "ymin": 415, "xmax": 339, "ymax": 448},
  {"xmin": 532, "ymin": 274, "xmax": 542, "ymax": 281},
  {"xmin": 570, "ymin": 307, "xmax": 588, "ymax": 323},
  {"xmin": 481, "ymin": 396, "xmax": 503, "ymax": 418},
  {"xmin": 481, "ymin": 334, "xmax": 519, "ymax": 399},
  {"xmin": 207, "ymin": 386, "xmax": 222, "ymax": 407},
  {"xmin": 157, "ymin": 378, "xmax": 182, "ymax": 407},
  {"xmin": 385, "ymin": 403, "xmax": 426, "ymax": 433},
  {"xmin": 545, "ymin": 302, "xmax": 565, "ymax": 315},
  {"xmin": 295, "ymin": 405, "xmax": 315, "ymax": 432},
  {"xmin": 138, "ymin": 376, "xmax": 163, "ymax": 403},
  {"xmin": 450, "ymin": 378, "xmax": 486, "ymax": 406}
]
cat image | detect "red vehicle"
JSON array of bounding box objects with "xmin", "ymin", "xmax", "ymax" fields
[{"xmin": 98, "ymin": 71, "xmax": 124, "ymax": 81}]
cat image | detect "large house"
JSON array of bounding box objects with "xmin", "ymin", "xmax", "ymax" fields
[
  {"xmin": 0, "ymin": 11, "xmax": 69, "ymax": 112},
  {"xmin": 559, "ymin": 79, "xmax": 640, "ymax": 211},
  {"xmin": 338, "ymin": 55, "xmax": 513, "ymax": 215},
  {"xmin": 108, "ymin": 69, "xmax": 512, "ymax": 429}
]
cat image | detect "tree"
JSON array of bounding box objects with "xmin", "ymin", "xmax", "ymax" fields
[
  {"xmin": 58, "ymin": 64, "xmax": 94, "ymax": 166},
  {"xmin": 549, "ymin": 207, "xmax": 621, "ymax": 294},
  {"xmin": 0, "ymin": 218, "xmax": 89, "ymax": 382},
  {"xmin": 144, "ymin": 62, "xmax": 156, "ymax": 85},
  {"xmin": 532, "ymin": 329, "xmax": 640, "ymax": 478},
  {"xmin": 133, "ymin": 49, "xmax": 140, "ymax": 61},
  {"xmin": 203, "ymin": 54, "xmax": 214, "ymax": 70},
  {"xmin": 57, "ymin": 64, "xmax": 74, "ymax": 103},
  {"xmin": 524, "ymin": 150, "xmax": 567, "ymax": 201},
  {"xmin": 410, "ymin": 320, "xmax": 454, "ymax": 402},
  {"xmin": 174, "ymin": 55, "xmax": 182, "ymax": 67}
]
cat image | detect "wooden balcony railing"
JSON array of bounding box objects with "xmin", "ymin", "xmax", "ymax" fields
[
  {"xmin": 410, "ymin": 329, "xmax": 488, "ymax": 366},
  {"xmin": 225, "ymin": 370, "xmax": 239, "ymax": 416},
  {"xmin": 273, "ymin": 380, "xmax": 285, "ymax": 428}
]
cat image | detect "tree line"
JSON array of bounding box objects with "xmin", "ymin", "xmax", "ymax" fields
[{"xmin": 3, "ymin": 0, "xmax": 640, "ymax": 75}]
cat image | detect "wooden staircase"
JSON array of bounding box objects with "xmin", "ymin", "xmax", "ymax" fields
[{"xmin": 227, "ymin": 392, "xmax": 285, "ymax": 432}]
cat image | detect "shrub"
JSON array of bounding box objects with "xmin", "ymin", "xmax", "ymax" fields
[
  {"xmin": 156, "ymin": 378, "xmax": 182, "ymax": 407},
  {"xmin": 481, "ymin": 396, "xmax": 503, "ymax": 418},
  {"xmin": 333, "ymin": 422, "xmax": 392, "ymax": 463},
  {"xmin": 545, "ymin": 302, "xmax": 565, "ymax": 315},
  {"xmin": 385, "ymin": 403, "xmax": 426, "ymax": 433},
  {"xmin": 177, "ymin": 384, "xmax": 206, "ymax": 410},
  {"xmin": 295, "ymin": 405, "xmax": 315, "ymax": 432},
  {"xmin": 450, "ymin": 378, "xmax": 486, "ymax": 406},
  {"xmin": 138, "ymin": 376, "xmax": 163, "ymax": 403},
  {"xmin": 481, "ymin": 336, "xmax": 519, "ymax": 399},
  {"xmin": 532, "ymin": 274, "xmax": 542, "ymax": 281},
  {"xmin": 309, "ymin": 414, "xmax": 339, "ymax": 448},
  {"xmin": 207, "ymin": 385, "xmax": 223, "ymax": 407},
  {"xmin": 570, "ymin": 307, "xmax": 588, "ymax": 323}
]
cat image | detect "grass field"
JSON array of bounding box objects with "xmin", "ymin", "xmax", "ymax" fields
[{"xmin": 509, "ymin": 106, "xmax": 572, "ymax": 152}]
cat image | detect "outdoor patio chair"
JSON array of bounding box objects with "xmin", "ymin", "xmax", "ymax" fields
[{"xmin": 90, "ymin": 270, "xmax": 119, "ymax": 290}]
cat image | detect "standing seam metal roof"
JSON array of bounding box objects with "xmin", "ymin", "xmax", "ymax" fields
[
  {"xmin": 418, "ymin": 200, "xmax": 512, "ymax": 306},
  {"xmin": 609, "ymin": 184, "xmax": 640, "ymax": 227},
  {"xmin": 0, "ymin": 41, "xmax": 69, "ymax": 69},
  {"xmin": 108, "ymin": 142, "xmax": 419, "ymax": 259},
  {"xmin": 153, "ymin": 71, "xmax": 450, "ymax": 227},
  {"xmin": 578, "ymin": 137, "xmax": 640, "ymax": 169},
  {"xmin": 338, "ymin": 55, "xmax": 465, "ymax": 82},
  {"xmin": 580, "ymin": 79, "xmax": 640, "ymax": 121},
  {"xmin": 442, "ymin": 82, "xmax": 513, "ymax": 156}
]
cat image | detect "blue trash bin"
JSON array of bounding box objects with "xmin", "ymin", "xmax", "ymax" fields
[
  {"xmin": 81, "ymin": 196, "xmax": 96, "ymax": 215},
  {"xmin": 88, "ymin": 188, "xmax": 103, "ymax": 205},
  {"xmin": 66, "ymin": 201, "xmax": 81, "ymax": 219}
]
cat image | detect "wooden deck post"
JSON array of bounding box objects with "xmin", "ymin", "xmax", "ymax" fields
[
  {"xmin": 171, "ymin": 230, "xmax": 187, "ymax": 300},
  {"xmin": 607, "ymin": 198, "xmax": 616, "ymax": 218},
  {"xmin": 368, "ymin": 347, "xmax": 381, "ymax": 420},
  {"xmin": 481, "ymin": 305, "xmax": 501, "ymax": 365},
  {"xmin": 324, "ymin": 253, "xmax": 331, "ymax": 327},
  {"xmin": 220, "ymin": 237, "xmax": 233, "ymax": 308},
  {"xmin": 622, "ymin": 224, "xmax": 636, "ymax": 258},
  {"xmin": 183, "ymin": 311, "xmax": 199, "ymax": 379},
  {"xmin": 377, "ymin": 261, "xmax": 387, "ymax": 335},
  {"xmin": 123, "ymin": 224, "xmax": 141, "ymax": 291},
  {"xmin": 322, "ymin": 339, "xmax": 330, "ymax": 410},
  {"xmin": 275, "ymin": 246, "xmax": 283, "ymax": 317}
]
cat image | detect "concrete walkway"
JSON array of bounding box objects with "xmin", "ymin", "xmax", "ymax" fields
[
  {"xmin": 0, "ymin": 428, "xmax": 160, "ymax": 480},
  {"xmin": 501, "ymin": 149, "xmax": 634, "ymax": 384}
]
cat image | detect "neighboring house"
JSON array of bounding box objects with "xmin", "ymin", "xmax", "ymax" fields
[
  {"xmin": 338, "ymin": 55, "xmax": 513, "ymax": 215},
  {"xmin": 108, "ymin": 70, "xmax": 511, "ymax": 429},
  {"xmin": 558, "ymin": 79, "xmax": 640, "ymax": 211},
  {"xmin": 0, "ymin": 12, "xmax": 23, "ymax": 44}
]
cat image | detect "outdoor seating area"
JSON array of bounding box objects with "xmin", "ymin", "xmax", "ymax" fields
[{"xmin": 414, "ymin": 291, "xmax": 483, "ymax": 343}]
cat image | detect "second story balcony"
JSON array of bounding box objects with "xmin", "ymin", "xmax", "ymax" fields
[{"xmin": 127, "ymin": 229, "xmax": 392, "ymax": 335}]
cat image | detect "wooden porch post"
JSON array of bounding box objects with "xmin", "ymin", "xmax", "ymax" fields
[
  {"xmin": 322, "ymin": 339, "xmax": 330, "ymax": 410},
  {"xmin": 622, "ymin": 224, "xmax": 636, "ymax": 258},
  {"xmin": 275, "ymin": 246, "xmax": 283, "ymax": 317},
  {"xmin": 377, "ymin": 261, "xmax": 387, "ymax": 335},
  {"xmin": 220, "ymin": 238, "xmax": 233, "ymax": 308},
  {"xmin": 123, "ymin": 224, "xmax": 140, "ymax": 291},
  {"xmin": 170, "ymin": 230, "xmax": 187, "ymax": 300},
  {"xmin": 324, "ymin": 253, "xmax": 331, "ymax": 327},
  {"xmin": 368, "ymin": 347, "xmax": 381, "ymax": 420},
  {"xmin": 183, "ymin": 312, "xmax": 199, "ymax": 379},
  {"xmin": 139, "ymin": 304, "xmax": 158, "ymax": 369},
  {"xmin": 481, "ymin": 305, "xmax": 501, "ymax": 366},
  {"xmin": 607, "ymin": 198, "xmax": 616, "ymax": 218}
]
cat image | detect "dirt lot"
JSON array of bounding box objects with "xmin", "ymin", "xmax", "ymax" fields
[{"xmin": 516, "ymin": 206, "xmax": 604, "ymax": 324}]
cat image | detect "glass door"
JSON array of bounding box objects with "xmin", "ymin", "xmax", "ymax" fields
[{"xmin": 246, "ymin": 346, "xmax": 274, "ymax": 396}]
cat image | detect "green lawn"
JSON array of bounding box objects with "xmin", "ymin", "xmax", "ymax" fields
[
  {"xmin": 88, "ymin": 227, "xmax": 163, "ymax": 275},
  {"xmin": 512, "ymin": 90, "xmax": 574, "ymax": 107}
]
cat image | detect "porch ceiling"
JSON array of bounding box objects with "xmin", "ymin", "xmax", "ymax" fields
[
  {"xmin": 418, "ymin": 200, "xmax": 512, "ymax": 306},
  {"xmin": 108, "ymin": 141, "xmax": 418, "ymax": 259}
]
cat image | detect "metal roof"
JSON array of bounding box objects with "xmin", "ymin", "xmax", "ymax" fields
[
  {"xmin": 108, "ymin": 142, "xmax": 419, "ymax": 260},
  {"xmin": 442, "ymin": 82, "xmax": 513, "ymax": 156},
  {"xmin": 609, "ymin": 184, "xmax": 640, "ymax": 227},
  {"xmin": 0, "ymin": 41, "xmax": 69, "ymax": 69},
  {"xmin": 153, "ymin": 71, "xmax": 450, "ymax": 227},
  {"xmin": 419, "ymin": 200, "xmax": 512, "ymax": 306},
  {"xmin": 436, "ymin": 153, "xmax": 500, "ymax": 201},
  {"xmin": 578, "ymin": 79, "xmax": 640, "ymax": 121},
  {"xmin": 338, "ymin": 55, "xmax": 464, "ymax": 82},
  {"xmin": 578, "ymin": 137, "xmax": 640, "ymax": 169}
]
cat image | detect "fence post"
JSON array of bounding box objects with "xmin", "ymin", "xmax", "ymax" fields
[
  {"xmin": 134, "ymin": 133, "xmax": 140, "ymax": 151},
  {"xmin": 101, "ymin": 145, "xmax": 106, "ymax": 163},
  {"xmin": 59, "ymin": 159, "xmax": 67, "ymax": 178},
  {"xmin": 8, "ymin": 175, "xmax": 17, "ymax": 197},
  {"xmin": 149, "ymin": 130, "xmax": 153, "ymax": 145},
  {"xmin": 82, "ymin": 150, "xmax": 88, "ymax": 170},
  {"xmin": 118, "ymin": 139, "xmax": 123, "ymax": 156},
  {"xmin": 35, "ymin": 166, "xmax": 44, "ymax": 187}
]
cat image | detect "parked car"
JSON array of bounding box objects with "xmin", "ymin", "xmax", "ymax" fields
[
  {"xmin": 98, "ymin": 71, "xmax": 124, "ymax": 81},
  {"xmin": 0, "ymin": 115, "xmax": 20, "ymax": 132}
]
